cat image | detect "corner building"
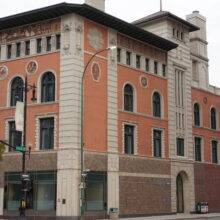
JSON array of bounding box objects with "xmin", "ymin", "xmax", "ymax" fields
[{"xmin": 0, "ymin": 1, "xmax": 219, "ymax": 219}]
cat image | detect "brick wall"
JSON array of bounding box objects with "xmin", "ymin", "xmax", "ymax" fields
[
  {"xmin": 194, "ymin": 163, "xmax": 220, "ymax": 212},
  {"xmin": 119, "ymin": 176, "xmax": 171, "ymax": 216}
]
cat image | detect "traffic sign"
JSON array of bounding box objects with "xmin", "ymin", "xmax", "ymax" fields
[{"xmin": 15, "ymin": 146, "xmax": 26, "ymax": 152}]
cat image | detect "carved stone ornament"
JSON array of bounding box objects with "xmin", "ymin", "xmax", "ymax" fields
[
  {"xmin": 0, "ymin": 65, "xmax": 8, "ymax": 80},
  {"xmin": 75, "ymin": 24, "xmax": 83, "ymax": 32},
  {"xmin": 88, "ymin": 28, "xmax": 104, "ymax": 50},
  {"xmin": 91, "ymin": 62, "xmax": 101, "ymax": 82},
  {"xmin": 26, "ymin": 60, "xmax": 38, "ymax": 75},
  {"xmin": 140, "ymin": 75, "xmax": 148, "ymax": 88},
  {"xmin": 203, "ymin": 97, "xmax": 208, "ymax": 104}
]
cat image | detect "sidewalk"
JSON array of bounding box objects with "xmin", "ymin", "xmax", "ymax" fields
[{"xmin": 107, "ymin": 213, "xmax": 220, "ymax": 220}]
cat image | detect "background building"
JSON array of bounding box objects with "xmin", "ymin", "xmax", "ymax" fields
[{"xmin": 0, "ymin": 0, "xmax": 220, "ymax": 219}]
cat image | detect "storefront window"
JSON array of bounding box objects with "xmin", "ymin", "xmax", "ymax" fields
[
  {"xmin": 85, "ymin": 171, "xmax": 107, "ymax": 211},
  {"xmin": 4, "ymin": 171, "xmax": 56, "ymax": 211}
]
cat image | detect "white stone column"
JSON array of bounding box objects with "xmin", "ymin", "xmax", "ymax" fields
[
  {"xmin": 1, "ymin": 45, "xmax": 6, "ymax": 60},
  {"xmin": 107, "ymin": 29, "xmax": 119, "ymax": 215},
  {"xmin": 30, "ymin": 38, "xmax": 36, "ymax": 55},
  {"xmin": 57, "ymin": 13, "xmax": 84, "ymax": 218}
]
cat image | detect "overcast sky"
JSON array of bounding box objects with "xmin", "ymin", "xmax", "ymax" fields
[{"xmin": 1, "ymin": 0, "xmax": 220, "ymax": 87}]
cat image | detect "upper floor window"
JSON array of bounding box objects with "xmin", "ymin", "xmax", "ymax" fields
[
  {"xmin": 194, "ymin": 103, "xmax": 200, "ymax": 126},
  {"xmin": 56, "ymin": 34, "xmax": 61, "ymax": 50},
  {"xmin": 25, "ymin": 40, "xmax": 30, "ymax": 56},
  {"xmin": 195, "ymin": 137, "xmax": 201, "ymax": 162},
  {"xmin": 7, "ymin": 44, "xmax": 12, "ymax": 59},
  {"xmin": 36, "ymin": 38, "xmax": 42, "ymax": 53},
  {"xmin": 212, "ymin": 140, "xmax": 218, "ymax": 164},
  {"xmin": 136, "ymin": 55, "xmax": 141, "ymax": 69},
  {"xmin": 162, "ymin": 64, "xmax": 166, "ymax": 77},
  {"xmin": 124, "ymin": 84, "xmax": 133, "ymax": 112},
  {"xmin": 41, "ymin": 72, "xmax": 55, "ymax": 103},
  {"xmin": 124, "ymin": 124, "xmax": 134, "ymax": 154},
  {"xmin": 153, "ymin": 130, "xmax": 162, "ymax": 157},
  {"xmin": 145, "ymin": 58, "xmax": 149, "ymax": 72},
  {"xmin": 126, "ymin": 51, "xmax": 131, "ymax": 66},
  {"xmin": 40, "ymin": 117, "xmax": 54, "ymax": 150},
  {"xmin": 9, "ymin": 121, "xmax": 22, "ymax": 152},
  {"xmin": 154, "ymin": 61, "xmax": 158, "ymax": 74},
  {"xmin": 16, "ymin": 43, "xmax": 21, "ymax": 57},
  {"xmin": 177, "ymin": 138, "xmax": 184, "ymax": 156},
  {"xmin": 211, "ymin": 108, "xmax": 217, "ymax": 129},
  {"xmin": 46, "ymin": 36, "xmax": 52, "ymax": 52},
  {"xmin": 10, "ymin": 77, "xmax": 24, "ymax": 106},
  {"xmin": 117, "ymin": 48, "xmax": 121, "ymax": 63},
  {"xmin": 153, "ymin": 92, "xmax": 161, "ymax": 117}
]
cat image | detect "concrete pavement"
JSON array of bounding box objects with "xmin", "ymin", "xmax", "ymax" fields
[{"xmin": 106, "ymin": 213, "xmax": 220, "ymax": 220}]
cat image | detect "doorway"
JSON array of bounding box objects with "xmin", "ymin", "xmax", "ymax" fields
[{"xmin": 176, "ymin": 173, "xmax": 184, "ymax": 213}]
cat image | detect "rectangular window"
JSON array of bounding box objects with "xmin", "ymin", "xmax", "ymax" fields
[
  {"xmin": 153, "ymin": 130, "xmax": 162, "ymax": 157},
  {"xmin": 154, "ymin": 61, "xmax": 158, "ymax": 74},
  {"xmin": 85, "ymin": 171, "xmax": 107, "ymax": 211},
  {"xmin": 145, "ymin": 58, "xmax": 149, "ymax": 72},
  {"xmin": 56, "ymin": 34, "xmax": 61, "ymax": 50},
  {"xmin": 46, "ymin": 36, "xmax": 52, "ymax": 52},
  {"xmin": 162, "ymin": 64, "xmax": 166, "ymax": 77},
  {"xmin": 25, "ymin": 40, "xmax": 30, "ymax": 55},
  {"xmin": 136, "ymin": 55, "xmax": 141, "ymax": 69},
  {"xmin": 7, "ymin": 44, "xmax": 12, "ymax": 59},
  {"xmin": 195, "ymin": 137, "xmax": 201, "ymax": 162},
  {"xmin": 16, "ymin": 43, "xmax": 21, "ymax": 57},
  {"xmin": 40, "ymin": 118, "xmax": 54, "ymax": 150},
  {"xmin": 177, "ymin": 138, "xmax": 184, "ymax": 156},
  {"xmin": 36, "ymin": 38, "xmax": 42, "ymax": 53},
  {"xmin": 212, "ymin": 140, "xmax": 218, "ymax": 164},
  {"xmin": 126, "ymin": 51, "xmax": 131, "ymax": 66},
  {"xmin": 117, "ymin": 48, "xmax": 121, "ymax": 62},
  {"xmin": 124, "ymin": 125, "xmax": 134, "ymax": 154},
  {"xmin": 9, "ymin": 121, "xmax": 22, "ymax": 152}
]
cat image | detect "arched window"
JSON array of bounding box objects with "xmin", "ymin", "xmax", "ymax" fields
[
  {"xmin": 124, "ymin": 84, "xmax": 133, "ymax": 112},
  {"xmin": 153, "ymin": 92, "xmax": 161, "ymax": 117},
  {"xmin": 194, "ymin": 103, "xmax": 200, "ymax": 126},
  {"xmin": 10, "ymin": 77, "xmax": 24, "ymax": 106},
  {"xmin": 41, "ymin": 72, "xmax": 55, "ymax": 102},
  {"xmin": 211, "ymin": 108, "xmax": 217, "ymax": 129}
]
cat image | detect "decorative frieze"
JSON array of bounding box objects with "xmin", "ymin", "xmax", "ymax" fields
[{"xmin": 0, "ymin": 19, "xmax": 60, "ymax": 43}]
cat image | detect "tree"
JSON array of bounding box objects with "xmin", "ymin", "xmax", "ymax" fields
[{"xmin": 0, "ymin": 141, "xmax": 6, "ymax": 161}]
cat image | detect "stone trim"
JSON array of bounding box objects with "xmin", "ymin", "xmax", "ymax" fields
[{"xmin": 119, "ymin": 172, "xmax": 170, "ymax": 179}]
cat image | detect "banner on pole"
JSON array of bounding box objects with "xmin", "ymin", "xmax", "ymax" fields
[{"xmin": 15, "ymin": 101, "xmax": 24, "ymax": 131}]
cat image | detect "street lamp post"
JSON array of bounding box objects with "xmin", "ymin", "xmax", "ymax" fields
[
  {"xmin": 19, "ymin": 76, "xmax": 36, "ymax": 218},
  {"xmin": 80, "ymin": 46, "xmax": 116, "ymax": 220}
]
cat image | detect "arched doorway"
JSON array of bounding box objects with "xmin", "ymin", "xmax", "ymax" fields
[{"xmin": 176, "ymin": 173, "xmax": 184, "ymax": 213}]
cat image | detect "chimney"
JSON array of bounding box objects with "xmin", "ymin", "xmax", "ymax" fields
[{"xmin": 85, "ymin": 0, "xmax": 105, "ymax": 11}]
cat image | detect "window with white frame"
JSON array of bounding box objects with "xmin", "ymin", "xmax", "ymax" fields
[
  {"xmin": 153, "ymin": 129, "xmax": 162, "ymax": 157},
  {"xmin": 210, "ymin": 108, "xmax": 217, "ymax": 130},
  {"xmin": 153, "ymin": 92, "xmax": 161, "ymax": 118},
  {"xmin": 124, "ymin": 84, "xmax": 134, "ymax": 112},
  {"xmin": 124, "ymin": 124, "xmax": 135, "ymax": 154},
  {"xmin": 39, "ymin": 117, "xmax": 54, "ymax": 150},
  {"xmin": 10, "ymin": 77, "xmax": 24, "ymax": 107},
  {"xmin": 8, "ymin": 121, "xmax": 22, "ymax": 152},
  {"xmin": 211, "ymin": 140, "xmax": 218, "ymax": 164},
  {"xmin": 41, "ymin": 72, "xmax": 55, "ymax": 103},
  {"xmin": 195, "ymin": 137, "xmax": 202, "ymax": 162}
]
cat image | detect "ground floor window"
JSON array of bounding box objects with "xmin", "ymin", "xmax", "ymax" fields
[
  {"xmin": 4, "ymin": 170, "xmax": 56, "ymax": 211},
  {"xmin": 85, "ymin": 171, "xmax": 107, "ymax": 211}
]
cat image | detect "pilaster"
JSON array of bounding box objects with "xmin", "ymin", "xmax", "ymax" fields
[{"xmin": 107, "ymin": 29, "xmax": 119, "ymax": 213}]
